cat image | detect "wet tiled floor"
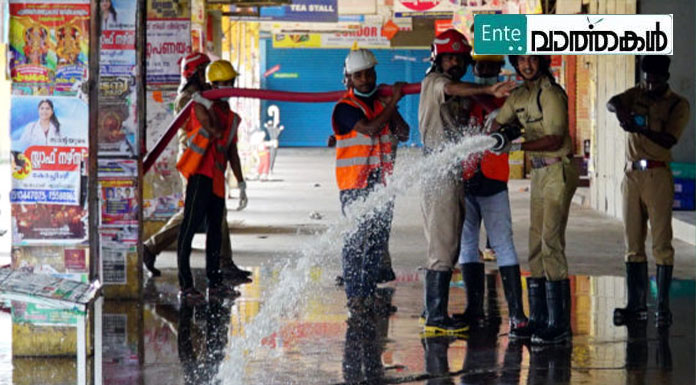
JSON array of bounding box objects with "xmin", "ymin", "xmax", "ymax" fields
[{"xmin": 1, "ymin": 265, "xmax": 692, "ymax": 384}]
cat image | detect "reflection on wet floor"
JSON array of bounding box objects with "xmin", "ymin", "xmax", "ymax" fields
[{"xmin": 0, "ymin": 267, "xmax": 693, "ymax": 384}]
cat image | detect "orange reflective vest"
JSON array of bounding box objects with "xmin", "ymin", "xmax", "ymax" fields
[
  {"xmin": 331, "ymin": 89, "xmax": 393, "ymax": 191},
  {"xmin": 462, "ymin": 97, "xmax": 509, "ymax": 183},
  {"xmin": 177, "ymin": 102, "xmax": 241, "ymax": 198}
]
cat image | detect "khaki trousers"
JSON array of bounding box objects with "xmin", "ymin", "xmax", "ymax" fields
[
  {"xmin": 422, "ymin": 177, "xmax": 466, "ymax": 271},
  {"xmin": 622, "ymin": 167, "xmax": 674, "ymax": 265},
  {"xmin": 528, "ymin": 159, "xmax": 579, "ymax": 281}
]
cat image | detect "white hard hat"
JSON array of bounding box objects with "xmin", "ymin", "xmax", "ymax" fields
[{"xmin": 344, "ymin": 49, "xmax": 377, "ymax": 75}]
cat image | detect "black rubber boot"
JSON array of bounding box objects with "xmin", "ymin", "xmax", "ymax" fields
[
  {"xmin": 220, "ymin": 262, "xmax": 253, "ymax": 283},
  {"xmin": 452, "ymin": 263, "xmax": 486, "ymax": 327},
  {"xmin": 613, "ymin": 262, "xmax": 648, "ymax": 325},
  {"xmin": 143, "ymin": 246, "xmax": 161, "ymax": 277},
  {"xmin": 655, "ymin": 264, "xmax": 673, "ymax": 328},
  {"xmin": 532, "ymin": 279, "xmax": 571, "ymax": 345},
  {"xmin": 500, "ymin": 265, "xmax": 530, "ymax": 339},
  {"xmin": 510, "ymin": 277, "xmax": 546, "ymax": 339},
  {"xmin": 422, "ymin": 270, "xmax": 469, "ymax": 337},
  {"xmin": 485, "ymin": 272, "xmax": 502, "ymax": 324}
]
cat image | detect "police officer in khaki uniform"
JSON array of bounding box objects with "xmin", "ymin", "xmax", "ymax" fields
[
  {"xmin": 608, "ymin": 56, "xmax": 690, "ymax": 329},
  {"xmin": 492, "ymin": 55, "xmax": 578, "ymax": 345},
  {"xmin": 418, "ymin": 29, "xmax": 514, "ymax": 336}
]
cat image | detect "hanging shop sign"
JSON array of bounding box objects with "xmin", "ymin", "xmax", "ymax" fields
[
  {"xmin": 394, "ymin": 0, "xmax": 461, "ymax": 18},
  {"xmin": 273, "ymin": 24, "xmax": 390, "ymax": 49},
  {"xmin": 260, "ymin": 0, "xmax": 338, "ymax": 22}
]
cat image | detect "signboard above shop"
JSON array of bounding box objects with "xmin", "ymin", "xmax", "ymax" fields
[
  {"xmin": 260, "ymin": 0, "xmax": 338, "ymax": 22},
  {"xmin": 394, "ymin": 0, "xmax": 461, "ymax": 18}
]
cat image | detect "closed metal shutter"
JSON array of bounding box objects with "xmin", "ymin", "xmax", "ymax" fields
[{"xmin": 261, "ymin": 39, "xmax": 473, "ymax": 147}]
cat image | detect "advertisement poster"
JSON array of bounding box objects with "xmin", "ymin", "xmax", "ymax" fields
[
  {"xmin": 144, "ymin": 90, "xmax": 183, "ymax": 221},
  {"xmin": 146, "ymin": 19, "xmax": 190, "ymax": 85},
  {"xmin": 98, "ymin": 159, "xmax": 137, "ymax": 178},
  {"xmin": 100, "ymin": 0, "xmax": 135, "ymax": 31},
  {"xmin": 394, "ymin": 0, "xmax": 461, "ymax": 18},
  {"xmin": 99, "ymin": 229, "xmax": 136, "ymax": 285},
  {"xmin": 452, "ymin": 5, "xmax": 503, "ymax": 42},
  {"xmin": 99, "ymin": 178, "xmax": 138, "ymax": 227},
  {"xmin": 8, "ymin": 1, "xmax": 90, "ymax": 96},
  {"xmin": 146, "ymin": 0, "xmax": 188, "ymax": 19},
  {"xmin": 98, "ymin": 75, "xmax": 139, "ymax": 157},
  {"xmin": 273, "ymin": 24, "xmax": 390, "ymax": 49},
  {"xmin": 100, "ymin": 0, "xmax": 136, "ymax": 76},
  {"xmin": 9, "ymin": 95, "xmax": 88, "ymax": 244},
  {"xmin": 260, "ymin": 0, "xmax": 338, "ymax": 22},
  {"xmin": 11, "ymin": 245, "xmax": 89, "ymax": 283}
]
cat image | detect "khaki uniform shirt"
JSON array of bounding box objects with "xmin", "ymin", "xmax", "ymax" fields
[
  {"xmin": 174, "ymin": 87, "xmax": 196, "ymax": 160},
  {"xmin": 615, "ymin": 86, "xmax": 690, "ymax": 162},
  {"xmin": 495, "ymin": 76, "xmax": 572, "ymax": 159},
  {"xmin": 418, "ymin": 71, "xmax": 472, "ymax": 153}
]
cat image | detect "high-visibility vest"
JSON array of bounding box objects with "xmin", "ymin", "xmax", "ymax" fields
[
  {"xmin": 331, "ymin": 89, "xmax": 393, "ymax": 191},
  {"xmin": 177, "ymin": 102, "xmax": 241, "ymax": 198},
  {"xmin": 462, "ymin": 97, "xmax": 509, "ymax": 183}
]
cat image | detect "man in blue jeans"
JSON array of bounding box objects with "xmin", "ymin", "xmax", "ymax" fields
[
  {"xmin": 331, "ymin": 49, "xmax": 407, "ymax": 315},
  {"xmin": 456, "ymin": 53, "xmax": 529, "ymax": 339}
]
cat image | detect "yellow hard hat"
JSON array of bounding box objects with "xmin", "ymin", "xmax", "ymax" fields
[
  {"xmin": 206, "ymin": 60, "xmax": 238, "ymax": 83},
  {"xmin": 471, "ymin": 42, "xmax": 505, "ymax": 63}
]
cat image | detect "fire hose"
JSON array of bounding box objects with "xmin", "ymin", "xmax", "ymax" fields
[{"xmin": 143, "ymin": 83, "xmax": 500, "ymax": 173}]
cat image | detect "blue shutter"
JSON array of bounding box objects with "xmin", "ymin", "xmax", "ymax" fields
[{"xmin": 261, "ymin": 39, "xmax": 474, "ymax": 147}]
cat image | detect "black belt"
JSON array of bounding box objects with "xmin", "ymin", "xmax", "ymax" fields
[{"xmin": 628, "ymin": 159, "xmax": 666, "ymax": 171}]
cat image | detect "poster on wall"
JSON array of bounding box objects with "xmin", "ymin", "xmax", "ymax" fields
[
  {"xmin": 98, "ymin": 75, "xmax": 139, "ymax": 157},
  {"xmin": 100, "ymin": 0, "xmax": 135, "ymax": 31},
  {"xmin": 394, "ymin": 0, "xmax": 461, "ymax": 18},
  {"xmin": 451, "ymin": 5, "xmax": 503, "ymax": 42},
  {"xmin": 9, "ymin": 95, "xmax": 88, "ymax": 244},
  {"xmin": 11, "ymin": 245, "xmax": 89, "ymax": 283},
  {"xmin": 98, "ymin": 159, "xmax": 137, "ymax": 178},
  {"xmin": 99, "ymin": 178, "xmax": 139, "ymax": 227},
  {"xmin": 99, "ymin": 229, "xmax": 136, "ymax": 285},
  {"xmin": 8, "ymin": 0, "xmax": 90, "ymax": 96},
  {"xmin": 146, "ymin": 0, "xmax": 189, "ymax": 19},
  {"xmin": 146, "ymin": 19, "xmax": 190, "ymax": 85},
  {"xmin": 143, "ymin": 90, "xmax": 183, "ymax": 221},
  {"xmin": 100, "ymin": 0, "xmax": 136, "ymax": 76}
]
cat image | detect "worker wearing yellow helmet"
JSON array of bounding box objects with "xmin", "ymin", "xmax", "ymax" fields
[
  {"xmin": 456, "ymin": 47, "xmax": 530, "ymax": 340},
  {"xmin": 175, "ymin": 59, "xmax": 248, "ymax": 304}
]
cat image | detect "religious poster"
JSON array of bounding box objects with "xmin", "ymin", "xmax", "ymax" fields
[{"xmin": 8, "ymin": 0, "xmax": 90, "ymax": 96}]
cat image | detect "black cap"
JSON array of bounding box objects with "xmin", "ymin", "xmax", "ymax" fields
[{"xmin": 641, "ymin": 55, "xmax": 670, "ymax": 76}]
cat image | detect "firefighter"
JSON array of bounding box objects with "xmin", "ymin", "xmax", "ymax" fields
[
  {"xmin": 175, "ymin": 59, "xmax": 244, "ymax": 303},
  {"xmin": 457, "ymin": 52, "xmax": 529, "ymax": 338},
  {"xmin": 607, "ymin": 55, "xmax": 690, "ymax": 328},
  {"xmin": 418, "ymin": 29, "xmax": 514, "ymax": 336},
  {"xmin": 331, "ymin": 48, "xmax": 408, "ymax": 315},
  {"xmin": 142, "ymin": 52, "xmax": 251, "ymax": 282}
]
